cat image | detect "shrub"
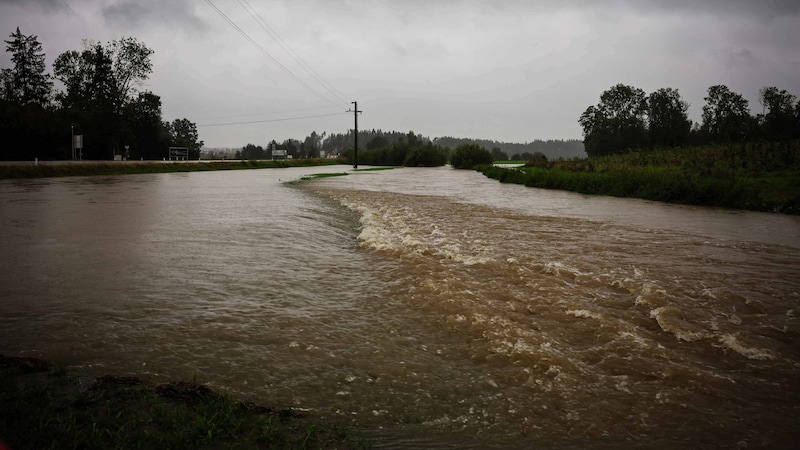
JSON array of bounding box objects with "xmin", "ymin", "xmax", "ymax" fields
[
  {"xmin": 403, "ymin": 144, "xmax": 448, "ymax": 167},
  {"xmin": 450, "ymin": 144, "xmax": 493, "ymax": 169}
]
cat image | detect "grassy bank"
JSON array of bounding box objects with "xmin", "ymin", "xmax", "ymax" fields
[
  {"xmin": 481, "ymin": 141, "xmax": 800, "ymax": 214},
  {"xmin": 0, "ymin": 355, "xmax": 369, "ymax": 449},
  {"xmin": 0, "ymin": 159, "xmax": 345, "ymax": 179}
]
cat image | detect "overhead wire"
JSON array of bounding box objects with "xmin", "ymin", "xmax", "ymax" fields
[
  {"xmin": 203, "ymin": 0, "xmax": 346, "ymax": 111},
  {"xmin": 237, "ymin": 0, "xmax": 351, "ymax": 107},
  {"xmin": 197, "ymin": 111, "xmax": 350, "ymax": 127},
  {"xmin": 194, "ymin": 104, "xmax": 343, "ymax": 122}
]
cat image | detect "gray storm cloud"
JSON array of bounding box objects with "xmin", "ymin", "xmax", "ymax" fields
[
  {"xmin": 1, "ymin": 0, "xmax": 799, "ymax": 146},
  {"xmin": 101, "ymin": 0, "xmax": 208, "ymax": 31}
]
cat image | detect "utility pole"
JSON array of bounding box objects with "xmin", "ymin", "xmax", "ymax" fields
[{"xmin": 349, "ymin": 101, "xmax": 362, "ymax": 169}]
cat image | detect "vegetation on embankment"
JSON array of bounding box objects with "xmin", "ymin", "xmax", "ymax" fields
[
  {"xmin": 0, "ymin": 158, "xmax": 345, "ymax": 180},
  {"xmin": 0, "ymin": 354, "xmax": 369, "ymax": 449},
  {"xmin": 480, "ymin": 141, "xmax": 800, "ymax": 214}
]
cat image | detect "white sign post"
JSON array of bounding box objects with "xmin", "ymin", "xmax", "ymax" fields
[{"xmin": 74, "ymin": 135, "xmax": 83, "ymax": 160}]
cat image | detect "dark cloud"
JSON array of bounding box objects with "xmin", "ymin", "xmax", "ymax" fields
[
  {"xmin": 718, "ymin": 48, "xmax": 760, "ymax": 68},
  {"xmin": 102, "ymin": 0, "xmax": 208, "ymax": 33},
  {"xmin": 0, "ymin": 0, "xmax": 68, "ymax": 13},
  {"xmin": 373, "ymin": 0, "xmax": 800, "ymax": 20},
  {"xmin": 618, "ymin": 0, "xmax": 800, "ymax": 20}
]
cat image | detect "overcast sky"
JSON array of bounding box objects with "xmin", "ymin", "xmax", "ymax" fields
[{"xmin": 2, "ymin": 0, "xmax": 799, "ymax": 148}]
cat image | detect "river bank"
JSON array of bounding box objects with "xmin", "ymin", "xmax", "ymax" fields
[
  {"xmin": 0, "ymin": 354, "xmax": 369, "ymax": 449},
  {"xmin": 480, "ymin": 140, "xmax": 800, "ymax": 214},
  {"xmin": 0, "ymin": 158, "xmax": 345, "ymax": 179}
]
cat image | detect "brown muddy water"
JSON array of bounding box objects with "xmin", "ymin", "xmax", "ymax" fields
[{"xmin": 1, "ymin": 166, "xmax": 799, "ymax": 448}]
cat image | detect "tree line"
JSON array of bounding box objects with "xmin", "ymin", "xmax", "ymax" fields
[
  {"xmin": 433, "ymin": 137, "xmax": 585, "ymax": 160},
  {"xmin": 232, "ymin": 128, "xmax": 584, "ymax": 168},
  {"xmin": 0, "ymin": 27, "xmax": 203, "ymax": 161},
  {"xmin": 233, "ymin": 129, "xmax": 451, "ymax": 167},
  {"xmin": 579, "ymin": 83, "xmax": 800, "ymax": 157}
]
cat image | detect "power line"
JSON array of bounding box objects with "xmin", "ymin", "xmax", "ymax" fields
[
  {"xmin": 197, "ymin": 111, "xmax": 349, "ymax": 127},
  {"xmin": 195, "ymin": 104, "xmax": 342, "ymax": 122},
  {"xmin": 203, "ymin": 0, "xmax": 344, "ymax": 109},
  {"xmin": 237, "ymin": 0, "xmax": 350, "ymax": 106}
]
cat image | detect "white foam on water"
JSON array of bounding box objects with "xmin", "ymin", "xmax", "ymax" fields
[
  {"xmin": 615, "ymin": 331, "xmax": 670, "ymax": 357},
  {"xmin": 566, "ymin": 309, "xmax": 603, "ymax": 320},
  {"xmin": 542, "ymin": 261, "xmax": 579, "ymax": 280},
  {"xmin": 699, "ymin": 287, "xmax": 719, "ymax": 300},
  {"xmin": 650, "ymin": 306, "xmax": 709, "ymax": 342},
  {"xmin": 338, "ymin": 195, "xmax": 496, "ymax": 266},
  {"xmin": 306, "ymin": 184, "xmax": 800, "ymax": 445},
  {"xmin": 635, "ymin": 282, "xmax": 670, "ymax": 307},
  {"xmin": 614, "ymin": 379, "xmax": 633, "ymax": 394},
  {"xmin": 716, "ymin": 334, "xmax": 777, "ymax": 361}
]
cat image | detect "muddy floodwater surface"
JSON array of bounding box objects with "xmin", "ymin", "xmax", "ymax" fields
[{"xmin": 1, "ymin": 166, "xmax": 799, "ymax": 448}]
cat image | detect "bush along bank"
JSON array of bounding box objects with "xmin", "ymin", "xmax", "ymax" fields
[{"xmin": 479, "ymin": 141, "xmax": 800, "ymax": 214}]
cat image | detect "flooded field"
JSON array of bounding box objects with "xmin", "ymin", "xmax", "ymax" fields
[{"xmin": 1, "ymin": 166, "xmax": 799, "ymax": 448}]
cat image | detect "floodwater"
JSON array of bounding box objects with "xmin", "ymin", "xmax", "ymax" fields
[{"xmin": 1, "ymin": 166, "xmax": 799, "ymax": 448}]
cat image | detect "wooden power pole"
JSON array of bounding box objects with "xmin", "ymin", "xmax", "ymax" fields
[{"xmin": 350, "ymin": 101, "xmax": 362, "ymax": 169}]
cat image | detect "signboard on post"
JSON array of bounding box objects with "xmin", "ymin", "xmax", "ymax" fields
[
  {"xmin": 74, "ymin": 135, "xmax": 83, "ymax": 160},
  {"xmin": 169, "ymin": 147, "xmax": 189, "ymax": 161}
]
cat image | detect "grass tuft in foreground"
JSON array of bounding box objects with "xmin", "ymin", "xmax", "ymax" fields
[{"xmin": 0, "ymin": 354, "xmax": 370, "ymax": 449}]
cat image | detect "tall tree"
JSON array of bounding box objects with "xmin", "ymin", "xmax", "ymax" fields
[
  {"xmin": 0, "ymin": 27, "xmax": 64, "ymax": 160},
  {"xmin": 1, "ymin": 27, "xmax": 52, "ymax": 107},
  {"xmin": 579, "ymin": 105, "xmax": 610, "ymax": 157},
  {"xmin": 281, "ymin": 139, "xmax": 299, "ymax": 157},
  {"xmin": 302, "ymin": 131, "xmax": 324, "ymax": 158},
  {"xmin": 579, "ymin": 84, "xmax": 648, "ymax": 156},
  {"xmin": 647, "ymin": 88, "xmax": 691, "ymax": 147},
  {"xmin": 53, "ymin": 37, "xmax": 153, "ymax": 159},
  {"xmin": 240, "ymin": 143, "xmax": 265, "ymax": 160},
  {"xmin": 758, "ymin": 86, "xmax": 798, "ymax": 140},
  {"xmin": 122, "ymin": 91, "xmax": 169, "ymax": 159},
  {"xmin": 109, "ymin": 37, "xmax": 154, "ymax": 109},
  {"xmin": 166, "ymin": 118, "xmax": 203, "ymax": 159},
  {"xmin": 54, "ymin": 38, "xmax": 152, "ymax": 114},
  {"xmin": 701, "ymin": 85, "xmax": 752, "ymax": 143}
]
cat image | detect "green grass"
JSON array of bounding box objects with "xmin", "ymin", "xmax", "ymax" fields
[
  {"xmin": 0, "ymin": 355, "xmax": 370, "ymax": 449},
  {"xmin": 0, "ymin": 159, "xmax": 346, "ymax": 179},
  {"xmin": 492, "ymin": 160, "xmax": 526, "ymax": 165},
  {"xmin": 290, "ymin": 167, "xmax": 399, "ymax": 184},
  {"xmin": 297, "ymin": 172, "xmax": 349, "ymax": 182},
  {"xmin": 479, "ymin": 140, "xmax": 800, "ymax": 214},
  {"xmin": 353, "ymin": 167, "xmax": 400, "ymax": 172}
]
